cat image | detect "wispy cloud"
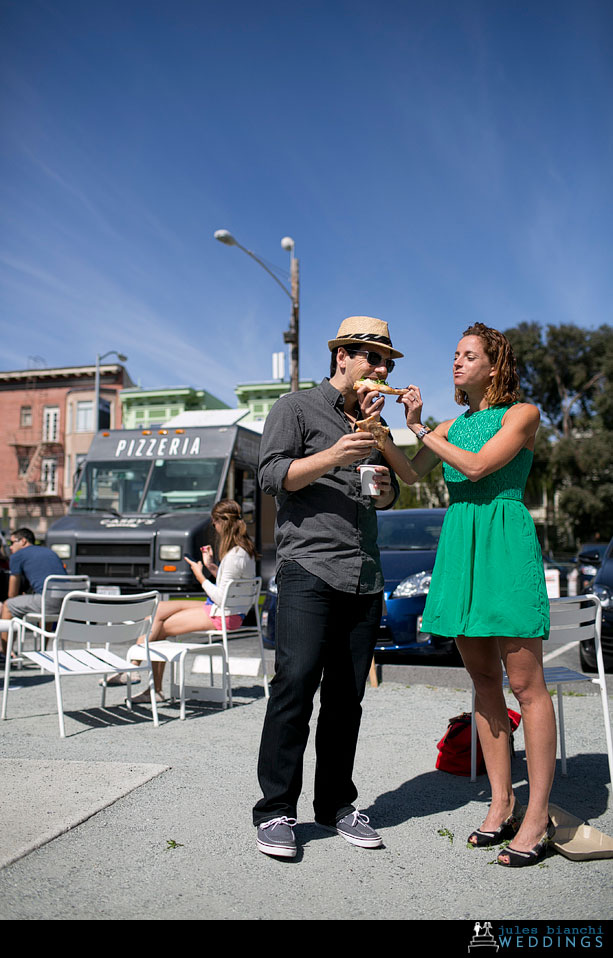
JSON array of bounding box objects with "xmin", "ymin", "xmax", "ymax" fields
[{"xmin": 20, "ymin": 148, "xmax": 123, "ymax": 241}]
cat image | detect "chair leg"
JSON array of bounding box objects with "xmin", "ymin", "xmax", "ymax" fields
[
  {"xmin": 1, "ymin": 623, "xmax": 14, "ymax": 720},
  {"xmin": 593, "ymin": 629, "xmax": 613, "ymax": 791},
  {"xmin": 54, "ymin": 673, "xmax": 66, "ymax": 738},
  {"xmin": 556, "ymin": 684, "xmax": 567, "ymax": 776},
  {"xmin": 470, "ymin": 686, "xmax": 477, "ymax": 782},
  {"xmin": 597, "ymin": 678, "xmax": 613, "ymax": 790},
  {"xmin": 224, "ymin": 652, "xmax": 231, "ymax": 709},
  {"xmin": 14, "ymin": 621, "xmax": 23, "ymax": 671},
  {"xmin": 179, "ymin": 652, "xmax": 187, "ymax": 721},
  {"xmin": 593, "ymin": 674, "xmax": 613, "ymax": 790},
  {"xmin": 256, "ymin": 628, "xmax": 269, "ymax": 699},
  {"xmin": 148, "ymin": 669, "xmax": 159, "ymax": 728},
  {"xmin": 1, "ymin": 661, "xmax": 9, "ymax": 721},
  {"xmin": 220, "ymin": 630, "xmax": 232, "ymax": 708},
  {"xmin": 169, "ymin": 659, "xmax": 177, "ymax": 704}
]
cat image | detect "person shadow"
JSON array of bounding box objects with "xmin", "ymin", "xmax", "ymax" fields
[
  {"xmin": 364, "ymin": 749, "xmax": 613, "ymax": 829},
  {"xmin": 366, "ymin": 769, "xmax": 486, "ymax": 828}
]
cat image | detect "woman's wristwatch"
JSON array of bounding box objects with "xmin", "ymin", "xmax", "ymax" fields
[{"xmin": 415, "ymin": 425, "xmax": 431, "ymax": 440}]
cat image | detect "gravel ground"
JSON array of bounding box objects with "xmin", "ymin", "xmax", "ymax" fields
[{"xmin": 0, "ymin": 665, "xmax": 611, "ymax": 921}]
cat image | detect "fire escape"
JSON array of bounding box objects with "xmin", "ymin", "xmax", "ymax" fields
[{"xmin": 8, "ymin": 436, "xmax": 65, "ymax": 499}]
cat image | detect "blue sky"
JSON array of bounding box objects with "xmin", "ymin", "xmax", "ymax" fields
[{"xmin": 1, "ymin": 0, "xmax": 611, "ymax": 431}]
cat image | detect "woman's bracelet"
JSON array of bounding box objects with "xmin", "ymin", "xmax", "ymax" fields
[{"xmin": 415, "ymin": 425, "xmax": 431, "ymax": 440}]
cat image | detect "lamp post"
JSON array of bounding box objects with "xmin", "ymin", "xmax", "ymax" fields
[
  {"xmin": 94, "ymin": 349, "xmax": 127, "ymax": 431},
  {"xmin": 214, "ymin": 230, "xmax": 300, "ymax": 392}
]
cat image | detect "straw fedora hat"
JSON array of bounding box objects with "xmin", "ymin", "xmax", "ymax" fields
[{"xmin": 328, "ymin": 316, "xmax": 404, "ymax": 359}]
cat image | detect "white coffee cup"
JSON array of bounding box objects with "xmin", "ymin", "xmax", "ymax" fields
[{"xmin": 358, "ymin": 464, "xmax": 380, "ymax": 496}]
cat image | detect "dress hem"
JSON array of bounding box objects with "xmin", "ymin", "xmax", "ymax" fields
[{"xmin": 423, "ymin": 629, "xmax": 549, "ymax": 640}]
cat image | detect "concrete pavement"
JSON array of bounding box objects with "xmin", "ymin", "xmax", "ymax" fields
[{"xmin": 0, "ymin": 655, "xmax": 612, "ymax": 921}]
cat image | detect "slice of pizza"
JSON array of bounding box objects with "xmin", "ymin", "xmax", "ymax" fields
[
  {"xmin": 354, "ymin": 378, "xmax": 409, "ymax": 395},
  {"xmin": 355, "ymin": 414, "xmax": 390, "ymax": 452}
]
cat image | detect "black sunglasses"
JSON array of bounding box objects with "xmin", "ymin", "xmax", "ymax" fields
[{"xmin": 347, "ymin": 349, "xmax": 395, "ymax": 374}]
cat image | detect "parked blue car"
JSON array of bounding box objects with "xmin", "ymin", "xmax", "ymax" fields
[
  {"xmin": 261, "ymin": 508, "xmax": 456, "ymax": 658},
  {"xmin": 575, "ymin": 542, "xmax": 608, "ymax": 595}
]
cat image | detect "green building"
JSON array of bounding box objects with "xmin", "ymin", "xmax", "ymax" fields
[
  {"xmin": 234, "ymin": 380, "xmax": 317, "ymax": 423},
  {"xmin": 120, "ymin": 386, "xmax": 229, "ymax": 430}
]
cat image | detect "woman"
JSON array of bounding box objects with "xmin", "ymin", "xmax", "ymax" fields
[
  {"xmin": 131, "ymin": 499, "xmax": 256, "ymax": 702},
  {"xmin": 373, "ymin": 323, "xmax": 555, "ymax": 867}
]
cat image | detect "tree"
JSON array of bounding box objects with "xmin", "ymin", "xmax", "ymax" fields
[
  {"xmin": 505, "ymin": 322, "xmax": 613, "ymax": 545},
  {"xmin": 506, "ymin": 322, "xmax": 613, "ymax": 439}
]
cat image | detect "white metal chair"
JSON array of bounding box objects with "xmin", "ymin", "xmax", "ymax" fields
[
  {"xmin": 1, "ymin": 591, "xmax": 160, "ymax": 737},
  {"xmin": 128, "ymin": 577, "xmax": 269, "ymax": 718},
  {"xmin": 0, "ymin": 620, "xmax": 16, "ymax": 669},
  {"xmin": 14, "ymin": 574, "xmax": 91, "ymax": 668},
  {"xmin": 470, "ymin": 595, "xmax": 613, "ymax": 787}
]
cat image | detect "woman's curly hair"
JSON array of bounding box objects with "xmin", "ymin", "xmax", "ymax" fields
[{"xmin": 455, "ymin": 322, "xmax": 520, "ymax": 407}]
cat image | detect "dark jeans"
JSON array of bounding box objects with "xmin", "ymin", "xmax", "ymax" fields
[{"xmin": 253, "ymin": 561, "xmax": 382, "ymax": 825}]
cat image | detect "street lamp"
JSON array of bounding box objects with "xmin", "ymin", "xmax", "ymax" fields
[
  {"xmin": 94, "ymin": 349, "xmax": 127, "ymax": 431},
  {"xmin": 214, "ymin": 229, "xmax": 300, "ymax": 392}
]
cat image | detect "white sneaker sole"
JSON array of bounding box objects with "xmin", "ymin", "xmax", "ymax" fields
[
  {"xmin": 317, "ymin": 822, "xmax": 383, "ymax": 848},
  {"xmin": 256, "ymin": 838, "xmax": 297, "ymax": 858}
]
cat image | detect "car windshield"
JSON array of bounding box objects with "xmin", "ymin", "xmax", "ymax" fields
[{"xmin": 377, "ymin": 511, "xmax": 444, "ymax": 551}]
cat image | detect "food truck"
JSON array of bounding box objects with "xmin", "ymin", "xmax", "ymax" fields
[{"xmin": 47, "ymin": 412, "xmax": 274, "ymax": 595}]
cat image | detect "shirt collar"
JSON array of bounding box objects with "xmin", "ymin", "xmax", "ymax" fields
[{"xmin": 320, "ymin": 378, "xmax": 346, "ymax": 410}]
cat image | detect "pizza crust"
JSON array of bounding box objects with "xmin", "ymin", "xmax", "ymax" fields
[
  {"xmin": 354, "ymin": 378, "xmax": 409, "ymax": 395},
  {"xmin": 355, "ymin": 414, "xmax": 390, "ymax": 452}
]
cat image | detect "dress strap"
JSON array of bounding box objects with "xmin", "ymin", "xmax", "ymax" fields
[{"xmin": 488, "ymin": 405, "xmax": 509, "ymax": 427}]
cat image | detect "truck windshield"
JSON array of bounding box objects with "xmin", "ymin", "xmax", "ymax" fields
[
  {"xmin": 140, "ymin": 458, "xmax": 225, "ymax": 513},
  {"xmin": 72, "ymin": 458, "xmax": 225, "ymax": 514}
]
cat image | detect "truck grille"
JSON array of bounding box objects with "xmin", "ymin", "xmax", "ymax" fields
[
  {"xmin": 75, "ymin": 562, "xmax": 150, "ymax": 579},
  {"xmin": 74, "ymin": 541, "xmax": 151, "ymax": 581},
  {"xmin": 76, "ymin": 543, "xmax": 151, "ymax": 557}
]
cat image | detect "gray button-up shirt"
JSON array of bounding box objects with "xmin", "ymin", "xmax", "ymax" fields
[{"xmin": 258, "ymin": 378, "xmax": 399, "ymax": 594}]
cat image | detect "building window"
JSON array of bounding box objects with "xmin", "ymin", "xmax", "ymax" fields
[
  {"xmin": 18, "ymin": 455, "xmax": 30, "ymax": 476},
  {"xmin": 75, "ymin": 400, "xmax": 94, "ymax": 432},
  {"xmin": 41, "ymin": 458, "xmax": 58, "ymax": 495},
  {"xmin": 43, "ymin": 406, "xmax": 59, "ymax": 442},
  {"xmin": 20, "ymin": 405, "xmax": 32, "ymax": 428}
]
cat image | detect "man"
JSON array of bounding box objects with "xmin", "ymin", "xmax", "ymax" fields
[
  {"xmin": 253, "ymin": 315, "xmax": 402, "ymax": 858},
  {"xmin": 0, "ymin": 528, "xmax": 66, "ymax": 652}
]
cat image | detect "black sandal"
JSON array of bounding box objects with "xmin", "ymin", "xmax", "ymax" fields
[
  {"xmin": 468, "ymin": 799, "xmax": 522, "ymax": 847},
  {"xmin": 497, "ymin": 818, "xmax": 555, "ymax": 867}
]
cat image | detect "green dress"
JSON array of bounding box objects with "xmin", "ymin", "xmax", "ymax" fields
[{"xmin": 421, "ymin": 405, "xmax": 549, "ymax": 639}]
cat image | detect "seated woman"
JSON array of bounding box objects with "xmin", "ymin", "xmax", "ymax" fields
[{"xmin": 130, "ymin": 499, "xmax": 256, "ymax": 702}]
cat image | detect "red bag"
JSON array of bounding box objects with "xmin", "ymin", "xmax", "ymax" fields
[{"xmin": 436, "ymin": 709, "xmax": 521, "ymax": 776}]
